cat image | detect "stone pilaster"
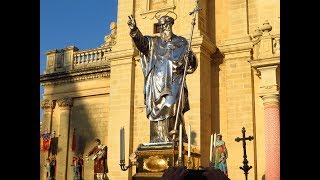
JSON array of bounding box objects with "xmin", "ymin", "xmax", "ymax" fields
[
  {"xmin": 191, "ymin": 35, "xmax": 217, "ymax": 166},
  {"xmin": 218, "ymin": 36, "xmax": 256, "ymax": 179},
  {"xmin": 56, "ymin": 97, "xmax": 73, "ymax": 180},
  {"xmin": 40, "ymin": 99, "xmax": 56, "ymax": 180},
  {"xmin": 107, "ymin": 48, "xmax": 136, "ymax": 180},
  {"xmin": 228, "ymin": 0, "xmax": 250, "ymax": 39}
]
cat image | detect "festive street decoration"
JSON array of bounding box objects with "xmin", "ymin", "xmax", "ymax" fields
[
  {"xmin": 41, "ymin": 132, "xmax": 52, "ymax": 152},
  {"xmin": 72, "ymin": 128, "xmax": 76, "ymax": 152}
]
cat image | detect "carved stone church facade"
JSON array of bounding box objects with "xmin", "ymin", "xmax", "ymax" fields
[{"xmin": 40, "ymin": 0, "xmax": 280, "ymax": 179}]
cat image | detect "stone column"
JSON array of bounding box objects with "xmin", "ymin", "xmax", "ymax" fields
[
  {"xmin": 40, "ymin": 99, "xmax": 56, "ymax": 134},
  {"xmin": 258, "ymin": 66, "xmax": 280, "ymax": 180},
  {"xmin": 56, "ymin": 97, "xmax": 73, "ymax": 180},
  {"xmin": 40, "ymin": 99, "xmax": 56, "ymax": 180}
]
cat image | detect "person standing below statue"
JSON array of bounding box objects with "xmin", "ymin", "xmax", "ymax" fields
[
  {"xmin": 71, "ymin": 156, "xmax": 80, "ymax": 180},
  {"xmin": 44, "ymin": 156, "xmax": 56, "ymax": 180},
  {"xmin": 85, "ymin": 139, "xmax": 109, "ymax": 180},
  {"xmin": 127, "ymin": 14, "xmax": 198, "ymax": 143},
  {"xmin": 71, "ymin": 155, "xmax": 83, "ymax": 180},
  {"xmin": 214, "ymin": 134, "xmax": 228, "ymax": 176}
]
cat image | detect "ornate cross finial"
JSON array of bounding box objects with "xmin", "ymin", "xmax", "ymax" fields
[
  {"xmin": 189, "ymin": 0, "xmax": 202, "ymax": 16},
  {"xmin": 235, "ymin": 127, "xmax": 254, "ymax": 180}
]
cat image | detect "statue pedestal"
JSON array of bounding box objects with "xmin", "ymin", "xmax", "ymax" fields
[{"xmin": 132, "ymin": 142, "xmax": 201, "ymax": 180}]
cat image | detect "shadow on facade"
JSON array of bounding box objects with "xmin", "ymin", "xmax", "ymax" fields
[{"xmin": 41, "ymin": 62, "xmax": 105, "ymax": 179}]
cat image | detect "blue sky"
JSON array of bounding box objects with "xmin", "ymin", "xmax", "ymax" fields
[{"xmin": 40, "ymin": 0, "xmax": 118, "ymax": 121}]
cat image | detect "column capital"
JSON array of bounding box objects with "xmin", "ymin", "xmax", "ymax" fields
[
  {"xmin": 57, "ymin": 97, "xmax": 73, "ymax": 109},
  {"xmin": 257, "ymin": 64, "xmax": 279, "ymax": 96},
  {"xmin": 261, "ymin": 94, "xmax": 279, "ymax": 108},
  {"xmin": 40, "ymin": 99, "xmax": 56, "ymax": 110}
]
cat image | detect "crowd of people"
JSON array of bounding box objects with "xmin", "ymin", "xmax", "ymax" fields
[{"xmin": 160, "ymin": 166, "xmax": 230, "ymax": 180}]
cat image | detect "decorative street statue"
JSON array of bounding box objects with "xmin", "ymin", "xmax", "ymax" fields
[
  {"xmin": 71, "ymin": 155, "xmax": 83, "ymax": 180},
  {"xmin": 128, "ymin": 14, "xmax": 198, "ymax": 143},
  {"xmin": 101, "ymin": 22, "xmax": 117, "ymax": 48},
  {"xmin": 44, "ymin": 156, "xmax": 56, "ymax": 180},
  {"xmin": 214, "ymin": 134, "xmax": 228, "ymax": 176},
  {"xmin": 85, "ymin": 138, "xmax": 109, "ymax": 180}
]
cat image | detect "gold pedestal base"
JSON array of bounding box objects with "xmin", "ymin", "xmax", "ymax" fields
[{"xmin": 132, "ymin": 142, "xmax": 201, "ymax": 179}]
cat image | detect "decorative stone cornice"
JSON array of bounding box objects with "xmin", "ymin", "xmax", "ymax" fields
[
  {"xmin": 107, "ymin": 48, "xmax": 137, "ymax": 60},
  {"xmin": 46, "ymin": 49, "xmax": 59, "ymax": 55},
  {"xmin": 249, "ymin": 57, "xmax": 280, "ymax": 68},
  {"xmin": 40, "ymin": 99, "xmax": 56, "ymax": 109},
  {"xmin": 260, "ymin": 85, "xmax": 279, "ymax": 95},
  {"xmin": 192, "ymin": 34, "xmax": 217, "ymax": 56},
  {"xmin": 47, "ymin": 46, "xmax": 79, "ymax": 55},
  {"xmin": 219, "ymin": 36, "xmax": 253, "ymax": 51},
  {"xmin": 57, "ymin": 97, "xmax": 73, "ymax": 109},
  {"xmin": 221, "ymin": 49, "xmax": 252, "ymax": 61},
  {"xmin": 257, "ymin": 65, "xmax": 279, "ymax": 96},
  {"xmin": 40, "ymin": 65, "xmax": 110, "ymax": 86},
  {"xmin": 64, "ymin": 46, "xmax": 79, "ymax": 51},
  {"xmin": 261, "ymin": 94, "xmax": 279, "ymax": 108}
]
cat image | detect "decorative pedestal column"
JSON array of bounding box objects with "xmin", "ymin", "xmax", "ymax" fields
[
  {"xmin": 250, "ymin": 20, "xmax": 280, "ymax": 180},
  {"xmin": 261, "ymin": 94, "xmax": 280, "ymax": 180},
  {"xmin": 40, "ymin": 99, "xmax": 56, "ymax": 180},
  {"xmin": 56, "ymin": 97, "xmax": 73, "ymax": 180},
  {"xmin": 258, "ymin": 65, "xmax": 280, "ymax": 180}
]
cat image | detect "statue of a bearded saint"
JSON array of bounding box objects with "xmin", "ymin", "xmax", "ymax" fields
[{"xmin": 128, "ymin": 15, "xmax": 197, "ymax": 143}]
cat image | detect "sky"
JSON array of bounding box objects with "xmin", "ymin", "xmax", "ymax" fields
[{"xmin": 40, "ymin": 0, "xmax": 118, "ymax": 121}]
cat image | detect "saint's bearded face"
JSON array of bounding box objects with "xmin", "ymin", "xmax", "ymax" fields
[{"xmin": 160, "ymin": 22, "xmax": 173, "ymax": 42}]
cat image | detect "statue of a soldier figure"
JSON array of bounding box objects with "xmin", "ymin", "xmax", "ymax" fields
[{"xmin": 128, "ymin": 14, "xmax": 197, "ymax": 143}]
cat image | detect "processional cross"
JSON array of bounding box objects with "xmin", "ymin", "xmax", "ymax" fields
[{"xmin": 235, "ymin": 127, "xmax": 254, "ymax": 180}]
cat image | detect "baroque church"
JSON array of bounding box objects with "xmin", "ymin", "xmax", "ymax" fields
[{"xmin": 40, "ymin": 0, "xmax": 280, "ymax": 179}]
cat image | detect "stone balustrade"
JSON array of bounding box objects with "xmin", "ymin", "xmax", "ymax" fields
[
  {"xmin": 43, "ymin": 46, "xmax": 111, "ymax": 74},
  {"xmin": 272, "ymin": 34, "xmax": 280, "ymax": 55},
  {"xmin": 73, "ymin": 47, "xmax": 111, "ymax": 69}
]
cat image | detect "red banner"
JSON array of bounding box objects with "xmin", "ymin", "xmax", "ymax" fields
[
  {"xmin": 72, "ymin": 128, "xmax": 76, "ymax": 151},
  {"xmin": 43, "ymin": 139, "xmax": 51, "ymax": 151},
  {"xmin": 41, "ymin": 133, "xmax": 51, "ymax": 152}
]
